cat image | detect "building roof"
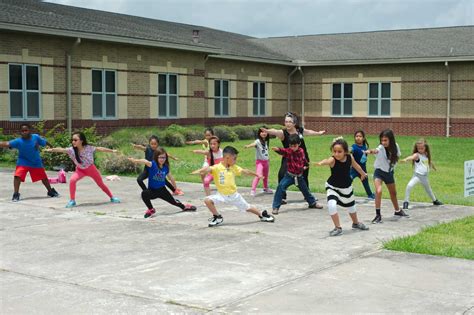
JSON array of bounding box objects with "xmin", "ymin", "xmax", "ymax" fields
[{"xmin": 1, "ymin": 0, "xmax": 473, "ymax": 65}]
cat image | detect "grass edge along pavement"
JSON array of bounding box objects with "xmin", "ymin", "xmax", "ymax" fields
[{"xmin": 383, "ymin": 215, "xmax": 474, "ymax": 260}]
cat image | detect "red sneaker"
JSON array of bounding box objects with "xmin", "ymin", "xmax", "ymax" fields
[
  {"xmin": 173, "ymin": 188, "xmax": 184, "ymax": 196},
  {"xmin": 144, "ymin": 208, "xmax": 156, "ymax": 218},
  {"xmin": 183, "ymin": 204, "xmax": 197, "ymax": 211}
]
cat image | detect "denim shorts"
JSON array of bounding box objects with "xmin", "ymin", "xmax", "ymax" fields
[{"xmin": 373, "ymin": 168, "xmax": 395, "ymax": 184}]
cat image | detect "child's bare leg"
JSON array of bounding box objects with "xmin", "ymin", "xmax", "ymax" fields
[
  {"xmin": 349, "ymin": 212, "xmax": 359, "ymax": 224},
  {"xmin": 204, "ymin": 187, "xmax": 211, "ymax": 196},
  {"xmin": 386, "ymin": 183, "xmax": 399, "ymax": 210},
  {"xmin": 374, "ymin": 179, "xmax": 383, "ymax": 209},
  {"xmin": 204, "ymin": 198, "xmax": 219, "ymax": 215},
  {"xmin": 13, "ymin": 176, "xmax": 21, "ymax": 193},
  {"xmin": 246, "ymin": 206, "xmax": 261, "ymax": 217},
  {"xmin": 330, "ymin": 213, "xmax": 341, "ymax": 228}
]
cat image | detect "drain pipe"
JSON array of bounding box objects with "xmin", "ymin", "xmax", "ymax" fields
[
  {"xmin": 445, "ymin": 61, "xmax": 451, "ymax": 137},
  {"xmin": 296, "ymin": 66, "xmax": 305, "ymax": 126},
  {"xmin": 287, "ymin": 66, "xmax": 298, "ymax": 112},
  {"xmin": 66, "ymin": 37, "xmax": 81, "ymax": 136}
]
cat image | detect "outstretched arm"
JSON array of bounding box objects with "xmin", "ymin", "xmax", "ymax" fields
[
  {"xmin": 191, "ymin": 165, "xmax": 211, "ymax": 176},
  {"xmin": 364, "ymin": 148, "xmax": 379, "ymax": 155},
  {"xmin": 0, "ymin": 141, "xmax": 10, "ymax": 148},
  {"xmin": 402, "ymin": 153, "xmax": 419, "ymax": 163},
  {"xmin": 167, "ymin": 153, "xmax": 179, "ymax": 161},
  {"xmin": 44, "ymin": 147, "xmax": 69, "ymax": 154},
  {"xmin": 314, "ymin": 156, "xmax": 335, "ymax": 167},
  {"xmin": 261, "ymin": 127, "xmax": 284, "ymax": 140},
  {"xmin": 96, "ymin": 147, "xmax": 118, "ymax": 153},
  {"xmin": 192, "ymin": 149, "xmax": 209, "ymax": 155},
  {"xmin": 131, "ymin": 143, "xmax": 146, "ymax": 151},
  {"xmin": 241, "ymin": 168, "xmax": 262, "ymax": 179},
  {"xmin": 128, "ymin": 157, "xmax": 152, "ymax": 168},
  {"xmin": 303, "ymin": 128, "xmax": 326, "ymax": 136},
  {"xmin": 186, "ymin": 139, "xmax": 207, "ymax": 146},
  {"xmin": 350, "ymin": 154, "xmax": 367, "ymax": 180},
  {"xmin": 244, "ymin": 142, "xmax": 257, "ymax": 149}
]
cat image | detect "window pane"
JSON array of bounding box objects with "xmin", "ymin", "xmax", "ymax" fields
[
  {"xmin": 260, "ymin": 99, "xmax": 265, "ymax": 115},
  {"xmin": 9, "ymin": 65, "xmax": 22, "ymax": 90},
  {"xmin": 10, "ymin": 91, "xmax": 23, "ymax": 117},
  {"xmin": 169, "ymin": 96, "xmax": 177, "ymax": 117},
  {"xmin": 106, "ymin": 94, "xmax": 115, "ymax": 117},
  {"xmin": 382, "ymin": 83, "xmax": 391, "ymax": 98},
  {"xmin": 92, "ymin": 70, "xmax": 102, "ymax": 93},
  {"xmin": 343, "ymin": 100, "xmax": 352, "ymax": 115},
  {"xmin": 214, "ymin": 98, "xmax": 221, "ymax": 116},
  {"xmin": 105, "ymin": 71, "xmax": 115, "ymax": 93},
  {"xmin": 27, "ymin": 92, "xmax": 39, "ymax": 118},
  {"xmin": 223, "ymin": 80, "xmax": 229, "ymax": 97},
  {"xmin": 332, "ymin": 100, "xmax": 341, "ymax": 115},
  {"xmin": 253, "ymin": 98, "xmax": 258, "ymax": 115},
  {"xmin": 158, "ymin": 74, "xmax": 166, "ymax": 94},
  {"xmin": 159, "ymin": 95, "xmax": 167, "ymax": 116},
  {"xmin": 381, "ymin": 100, "xmax": 390, "ymax": 116},
  {"xmin": 26, "ymin": 66, "xmax": 39, "ymax": 90},
  {"xmin": 369, "ymin": 83, "xmax": 378, "ymax": 98},
  {"xmin": 332, "ymin": 84, "xmax": 341, "ymax": 98},
  {"xmin": 92, "ymin": 94, "xmax": 102, "ymax": 117},
  {"xmin": 260, "ymin": 83, "xmax": 265, "ymax": 98},
  {"xmin": 222, "ymin": 98, "xmax": 229, "ymax": 116},
  {"xmin": 169, "ymin": 75, "xmax": 177, "ymax": 95},
  {"xmin": 369, "ymin": 100, "xmax": 378, "ymax": 116},
  {"xmin": 214, "ymin": 80, "xmax": 220, "ymax": 97},
  {"xmin": 343, "ymin": 83, "xmax": 352, "ymax": 98},
  {"xmin": 253, "ymin": 82, "xmax": 258, "ymax": 98}
]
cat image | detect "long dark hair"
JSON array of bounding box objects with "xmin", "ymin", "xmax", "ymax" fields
[
  {"xmin": 379, "ymin": 129, "xmax": 398, "ymax": 166},
  {"xmin": 208, "ymin": 136, "xmax": 220, "ymax": 166},
  {"xmin": 153, "ymin": 147, "xmax": 169, "ymax": 168},
  {"xmin": 72, "ymin": 132, "xmax": 88, "ymax": 164},
  {"xmin": 257, "ymin": 126, "xmax": 270, "ymax": 148},
  {"xmin": 354, "ymin": 129, "xmax": 369, "ymax": 148}
]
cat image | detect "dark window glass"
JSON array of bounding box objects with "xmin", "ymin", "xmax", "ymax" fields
[
  {"xmin": 382, "ymin": 83, "xmax": 391, "ymax": 98},
  {"xmin": 158, "ymin": 95, "xmax": 167, "ymax": 116},
  {"xmin": 92, "ymin": 70, "xmax": 102, "ymax": 93},
  {"xmin": 26, "ymin": 92, "xmax": 39, "ymax": 117},
  {"xmin": 369, "ymin": 83, "xmax": 378, "ymax": 98},
  {"xmin": 10, "ymin": 92, "xmax": 23, "ymax": 117},
  {"xmin": 343, "ymin": 83, "xmax": 352, "ymax": 98},
  {"xmin": 260, "ymin": 99, "xmax": 265, "ymax": 115},
  {"xmin": 343, "ymin": 100, "xmax": 352, "ymax": 115},
  {"xmin": 381, "ymin": 100, "xmax": 390, "ymax": 115},
  {"xmin": 106, "ymin": 94, "xmax": 115, "ymax": 117},
  {"xmin": 332, "ymin": 100, "xmax": 341, "ymax": 115},
  {"xmin": 332, "ymin": 84, "xmax": 341, "ymax": 98},
  {"xmin": 253, "ymin": 82, "xmax": 258, "ymax": 97},
  {"xmin": 158, "ymin": 74, "xmax": 166, "ymax": 94},
  {"xmin": 214, "ymin": 80, "xmax": 220, "ymax": 97},
  {"xmin": 222, "ymin": 98, "xmax": 229, "ymax": 116},
  {"xmin": 253, "ymin": 99, "xmax": 258, "ymax": 115},
  {"xmin": 26, "ymin": 66, "xmax": 39, "ymax": 90},
  {"xmin": 369, "ymin": 100, "xmax": 378, "ymax": 115},
  {"xmin": 260, "ymin": 83, "xmax": 265, "ymax": 98},
  {"xmin": 105, "ymin": 71, "xmax": 115, "ymax": 93},
  {"xmin": 92, "ymin": 94, "xmax": 102, "ymax": 117},
  {"xmin": 214, "ymin": 99, "xmax": 221, "ymax": 116},
  {"xmin": 9, "ymin": 65, "xmax": 22, "ymax": 90},
  {"xmin": 223, "ymin": 80, "xmax": 229, "ymax": 97},
  {"xmin": 169, "ymin": 75, "xmax": 177, "ymax": 95},
  {"xmin": 169, "ymin": 96, "xmax": 177, "ymax": 116}
]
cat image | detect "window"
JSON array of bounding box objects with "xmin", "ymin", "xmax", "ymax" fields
[
  {"xmin": 214, "ymin": 80, "xmax": 229, "ymax": 116},
  {"xmin": 368, "ymin": 82, "xmax": 391, "ymax": 116},
  {"xmin": 253, "ymin": 82, "xmax": 265, "ymax": 116},
  {"xmin": 9, "ymin": 64, "xmax": 40, "ymax": 120},
  {"xmin": 332, "ymin": 83, "xmax": 352, "ymax": 116},
  {"xmin": 92, "ymin": 69, "xmax": 116, "ymax": 119},
  {"xmin": 158, "ymin": 73, "xmax": 178, "ymax": 118}
]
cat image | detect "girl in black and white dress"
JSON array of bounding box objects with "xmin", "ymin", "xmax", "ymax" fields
[{"xmin": 315, "ymin": 138, "xmax": 369, "ymax": 236}]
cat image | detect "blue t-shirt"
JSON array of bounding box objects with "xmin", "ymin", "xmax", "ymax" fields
[
  {"xmin": 351, "ymin": 143, "xmax": 368, "ymax": 166},
  {"xmin": 148, "ymin": 161, "xmax": 169, "ymax": 189},
  {"xmin": 9, "ymin": 134, "xmax": 46, "ymax": 168}
]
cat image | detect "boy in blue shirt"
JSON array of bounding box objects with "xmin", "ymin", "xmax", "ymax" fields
[{"xmin": 0, "ymin": 124, "xmax": 59, "ymax": 201}]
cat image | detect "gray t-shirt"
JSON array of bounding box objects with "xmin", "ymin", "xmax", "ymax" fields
[
  {"xmin": 255, "ymin": 140, "xmax": 269, "ymax": 161},
  {"xmin": 374, "ymin": 143, "xmax": 401, "ymax": 172}
]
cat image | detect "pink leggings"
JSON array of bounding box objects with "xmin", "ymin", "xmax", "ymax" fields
[
  {"xmin": 252, "ymin": 159, "xmax": 269, "ymax": 191},
  {"xmin": 203, "ymin": 173, "xmax": 214, "ymax": 188},
  {"xmin": 69, "ymin": 164, "xmax": 113, "ymax": 200}
]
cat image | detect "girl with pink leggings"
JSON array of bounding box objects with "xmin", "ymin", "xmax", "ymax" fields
[
  {"xmin": 244, "ymin": 126, "xmax": 273, "ymax": 196},
  {"xmin": 192, "ymin": 136, "xmax": 223, "ymax": 196},
  {"xmin": 45, "ymin": 132, "xmax": 120, "ymax": 208}
]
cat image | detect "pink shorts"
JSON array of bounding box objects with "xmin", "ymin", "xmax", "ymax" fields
[{"xmin": 14, "ymin": 166, "xmax": 47, "ymax": 182}]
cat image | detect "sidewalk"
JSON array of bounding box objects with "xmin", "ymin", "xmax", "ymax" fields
[{"xmin": 1, "ymin": 168, "xmax": 473, "ymax": 313}]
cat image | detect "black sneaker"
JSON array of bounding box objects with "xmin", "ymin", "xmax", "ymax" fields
[
  {"xmin": 352, "ymin": 222, "xmax": 369, "ymax": 230},
  {"xmin": 208, "ymin": 215, "xmax": 223, "ymax": 227},
  {"xmin": 12, "ymin": 192, "xmax": 20, "ymax": 202},
  {"xmin": 433, "ymin": 200, "xmax": 443, "ymax": 206},
  {"xmin": 402, "ymin": 201, "xmax": 409, "ymax": 210},
  {"xmin": 371, "ymin": 214, "xmax": 382, "ymax": 224},
  {"xmin": 259, "ymin": 210, "xmax": 275, "ymax": 223},
  {"xmin": 394, "ymin": 209, "xmax": 410, "ymax": 218},
  {"xmin": 47, "ymin": 188, "xmax": 59, "ymax": 198}
]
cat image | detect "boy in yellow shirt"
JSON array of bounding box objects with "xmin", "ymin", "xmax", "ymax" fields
[{"xmin": 192, "ymin": 146, "xmax": 275, "ymax": 227}]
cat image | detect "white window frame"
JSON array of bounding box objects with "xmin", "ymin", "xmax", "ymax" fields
[
  {"xmin": 214, "ymin": 79, "xmax": 229, "ymax": 117},
  {"xmin": 331, "ymin": 82, "xmax": 353, "ymax": 117},
  {"xmin": 253, "ymin": 81, "xmax": 266, "ymax": 116},
  {"xmin": 92, "ymin": 69, "xmax": 117, "ymax": 120},
  {"xmin": 8, "ymin": 63, "xmax": 41, "ymax": 121},
  {"xmin": 158, "ymin": 73, "xmax": 179, "ymax": 118},
  {"xmin": 368, "ymin": 82, "xmax": 391, "ymax": 117}
]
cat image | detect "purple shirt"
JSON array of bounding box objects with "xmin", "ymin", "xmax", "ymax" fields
[{"xmin": 67, "ymin": 145, "xmax": 96, "ymax": 169}]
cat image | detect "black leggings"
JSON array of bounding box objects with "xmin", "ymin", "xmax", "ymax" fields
[
  {"xmin": 277, "ymin": 158, "xmax": 310, "ymax": 200},
  {"xmin": 137, "ymin": 168, "xmax": 175, "ymax": 192},
  {"xmin": 141, "ymin": 186, "xmax": 185, "ymax": 210}
]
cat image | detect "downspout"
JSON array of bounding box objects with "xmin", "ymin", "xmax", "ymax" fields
[
  {"xmin": 296, "ymin": 66, "xmax": 305, "ymax": 126},
  {"xmin": 445, "ymin": 61, "xmax": 451, "ymax": 137},
  {"xmin": 66, "ymin": 37, "xmax": 81, "ymax": 136},
  {"xmin": 287, "ymin": 66, "xmax": 298, "ymax": 112}
]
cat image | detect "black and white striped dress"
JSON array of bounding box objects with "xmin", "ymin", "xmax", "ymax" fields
[{"xmin": 325, "ymin": 155, "xmax": 355, "ymax": 207}]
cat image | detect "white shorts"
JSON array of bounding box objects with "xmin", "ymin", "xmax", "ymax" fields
[{"xmin": 206, "ymin": 192, "xmax": 250, "ymax": 212}]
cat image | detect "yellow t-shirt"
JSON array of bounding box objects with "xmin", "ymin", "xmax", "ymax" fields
[{"xmin": 210, "ymin": 162, "xmax": 243, "ymax": 195}]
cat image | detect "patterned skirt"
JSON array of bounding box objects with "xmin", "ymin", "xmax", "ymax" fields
[{"xmin": 325, "ymin": 182, "xmax": 355, "ymax": 207}]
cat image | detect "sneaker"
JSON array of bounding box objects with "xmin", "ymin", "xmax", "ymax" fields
[
  {"xmin": 47, "ymin": 188, "xmax": 59, "ymax": 198},
  {"xmin": 394, "ymin": 209, "xmax": 410, "ymax": 218},
  {"xmin": 173, "ymin": 188, "xmax": 184, "ymax": 196},
  {"xmin": 65, "ymin": 200, "xmax": 76, "ymax": 208},
  {"xmin": 259, "ymin": 210, "xmax": 275, "ymax": 222},
  {"xmin": 371, "ymin": 214, "xmax": 383, "ymax": 224},
  {"xmin": 12, "ymin": 192, "xmax": 20, "ymax": 202},
  {"xmin": 281, "ymin": 199, "xmax": 287, "ymax": 205},
  {"xmin": 250, "ymin": 190, "xmax": 256, "ymax": 197},
  {"xmin": 272, "ymin": 208, "xmax": 279, "ymax": 215},
  {"xmin": 110, "ymin": 197, "xmax": 121, "ymax": 203},
  {"xmin": 329, "ymin": 227, "xmax": 343, "ymax": 236},
  {"xmin": 309, "ymin": 202, "xmax": 323, "ymax": 209},
  {"xmin": 263, "ymin": 188, "xmax": 274, "ymax": 194},
  {"xmin": 144, "ymin": 208, "xmax": 156, "ymax": 218},
  {"xmin": 208, "ymin": 215, "xmax": 223, "ymax": 227},
  {"xmin": 402, "ymin": 201, "xmax": 409, "ymax": 210},
  {"xmin": 368, "ymin": 194, "xmax": 375, "ymax": 200},
  {"xmin": 433, "ymin": 200, "xmax": 443, "ymax": 206},
  {"xmin": 183, "ymin": 204, "xmax": 197, "ymax": 211},
  {"xmin": 352, "ymin": 222, "xmax": 369, "ymax": 230}
]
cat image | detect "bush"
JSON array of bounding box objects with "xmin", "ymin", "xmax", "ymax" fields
[
  {"xmin": 0, "ymin": 128, "xmax": 18, "ymax": 163},
  {"xmin": 182, "ymin": 129, "xmax": 203, "ymax": 141},
  {"xmin": 97, "ymin": 136, "xmax": 120, "ymax": 149},
  {"xmin": 213, "ymin": 125, "xmax": 238, "ymax": 142},
  {"xmin": 164, "ymin": 131, "xmax": 186, "ymax": 147},
  {"xmin": 232, "ymin": 125, "xmax": 257, "ymax": 140},
  {"xmin": 99, "ymin": 154, "xmax": 141, "ymax": 175}
]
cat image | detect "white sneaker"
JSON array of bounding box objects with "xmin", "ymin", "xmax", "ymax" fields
[{"xmin": 250, "ymin": 190, "xmax": 256, "ymax": 197}]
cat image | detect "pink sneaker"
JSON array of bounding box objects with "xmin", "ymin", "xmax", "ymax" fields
[
  {"xmin": 144, "ymin": 208, "xmax": 156, "ymax": 218},
  {"xmin": 173, "ymin": 188, "xmax": 184, "ymax": 196}
]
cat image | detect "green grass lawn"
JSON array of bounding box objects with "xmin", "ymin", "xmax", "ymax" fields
[
  {"xmin": 98, "ymin": 130, "xmax": 474, "ymax": 207},
  {"xmin": 383, "ymin": 216, "xmax": 474, "ymax": 260}
]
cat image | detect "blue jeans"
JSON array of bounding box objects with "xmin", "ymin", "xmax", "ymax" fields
[
  {"xmin": 350, "ymin": 164, "xmax": 375, "ymax": 198},
  {"xmin": 272, "ymin": 173, "xmax": 316, "ymax": 209}
]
